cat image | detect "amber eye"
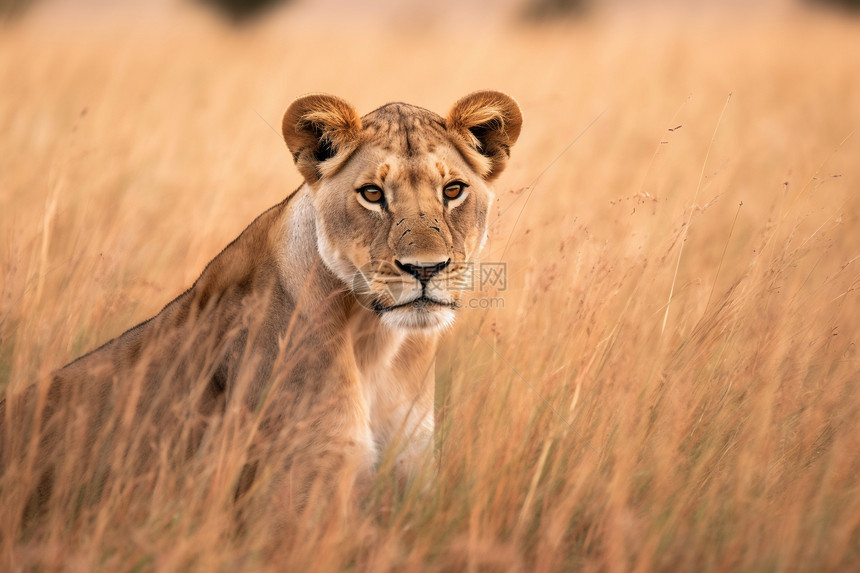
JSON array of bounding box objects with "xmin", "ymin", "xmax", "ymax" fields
[
  {"xmin": 443, "ymin": 182, "xmax": 467, "ymax": 201},
  {"xmin": 358, "ymin": 185, "xmax": 384, "ymax": 204}
]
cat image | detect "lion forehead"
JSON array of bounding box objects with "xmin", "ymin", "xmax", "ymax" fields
[{"xmin": 359, "ymin": 103, "xmax": 451, "ymax": 157}]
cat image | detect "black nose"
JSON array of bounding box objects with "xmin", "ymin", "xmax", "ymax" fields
[{"xmin": 395, "ymin": 259, "xmax": 450, "ymax": 285}]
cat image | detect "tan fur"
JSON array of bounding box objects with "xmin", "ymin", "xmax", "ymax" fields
[{"xmin": 0, "ymin": 91, "xmax": 522, "ymax": 515}]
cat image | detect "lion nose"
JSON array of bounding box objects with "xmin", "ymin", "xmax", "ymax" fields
[{"xmin": 395, "ymin": 258, "xmax": 450, "ymax": 285}]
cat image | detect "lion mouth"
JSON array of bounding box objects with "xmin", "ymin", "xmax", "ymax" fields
[{"xmin": 372, "ymin": 295, "xmax": 459, "ymax": 314}]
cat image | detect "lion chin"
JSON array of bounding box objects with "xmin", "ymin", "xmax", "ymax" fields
[
  {"xmin": 367, "ymin": 294, "xmax": 459, "ymax": 332},
  {"xmin": 379, "ymin": 303, "xmax": 458, "ymax": 332}
]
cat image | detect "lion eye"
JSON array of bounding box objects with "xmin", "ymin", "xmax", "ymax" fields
[
  {"xmin": 443, "ymin": 182, "xmax": 467, "ymax": 201},
  {"xmin": 358, "ymin": 185, "xmax": 384, "ymax": 204}
]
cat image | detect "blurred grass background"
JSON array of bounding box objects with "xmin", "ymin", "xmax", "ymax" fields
[{"xmin": 1, "ymin": 0, "xmax": 859, "ymax": 571}]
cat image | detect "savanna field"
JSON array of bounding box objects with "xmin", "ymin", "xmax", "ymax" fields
[{"xmin": 1, "ymin": 1, "xmax": 859, "ymax": 570}]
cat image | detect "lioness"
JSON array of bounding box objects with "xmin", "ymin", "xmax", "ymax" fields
[{"xmin": 1, "ymin": 91, "xmax": 522, "ymax": 511}]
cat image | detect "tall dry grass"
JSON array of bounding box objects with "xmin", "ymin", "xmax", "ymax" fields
[{"xmin": 1, "ymin": 3, "xmax": 859, "ymax": 571}]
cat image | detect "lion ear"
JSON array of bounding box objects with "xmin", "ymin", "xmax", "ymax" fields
[
  {"xmin": 446, "ymin": 91, "xmax": 523, "ymax": 182},
  {"xmin": 282, "ymin": 94, "xmax": 362, "ymax": 184}
]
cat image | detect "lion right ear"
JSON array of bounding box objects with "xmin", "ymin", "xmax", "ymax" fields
[{"xmin": 282, "ymin": 94, "xmax": 362, "ymax": 184}]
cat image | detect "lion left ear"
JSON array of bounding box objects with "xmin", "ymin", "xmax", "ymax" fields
[
  {"xmin": 282, "ymin": 94, "xmax": 362, "ymax": 184},
  {"xmin": 446, "ymin": 91, "xmax": 523, "ymax": 181}
]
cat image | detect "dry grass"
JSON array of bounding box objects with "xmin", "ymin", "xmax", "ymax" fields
[{"xmin": 2, "ymin": 3, "xmax": 859, "ymax": 571}]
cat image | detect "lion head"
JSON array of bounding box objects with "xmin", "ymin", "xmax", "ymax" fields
[{"xmin": 282, "ymin": 91, "xmax": 522, "ymax": 330}]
